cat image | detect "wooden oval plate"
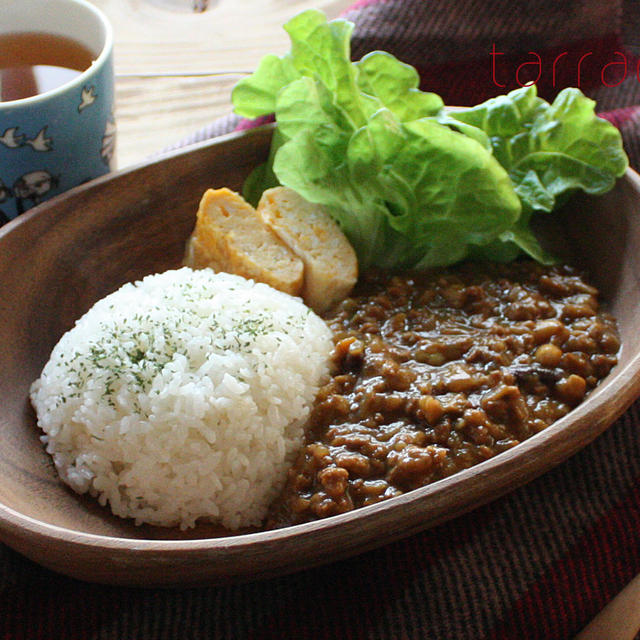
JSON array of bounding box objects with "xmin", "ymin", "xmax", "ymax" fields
[{"xmin": 1, "ymin": 125, "xmax": 640, "ymax": 587}]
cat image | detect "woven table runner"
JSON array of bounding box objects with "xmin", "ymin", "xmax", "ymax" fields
[{"xmin": 4, "ymin": 1, "xmax": 640, "ymax": 638}]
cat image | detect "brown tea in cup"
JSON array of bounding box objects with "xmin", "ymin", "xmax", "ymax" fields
[{"xmin": 0, "ymin": 32, "xmax": 95, "ymax": 102}]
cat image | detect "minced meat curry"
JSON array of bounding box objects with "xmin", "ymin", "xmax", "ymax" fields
[{"xmin": 267, "ymin": 261, "xmax": 620, "ymax": 527}]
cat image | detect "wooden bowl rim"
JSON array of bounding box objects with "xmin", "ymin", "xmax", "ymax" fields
[{"xmin": 1, "ymin": 124, "xmax": 639, "ymax": 557}]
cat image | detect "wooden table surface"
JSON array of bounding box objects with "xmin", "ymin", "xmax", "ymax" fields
[
  {"xmin": 89, "ymin": 0, "xmax": 351, "ymax": 168},
  {"xmin": 86, "ymin": 1, "xmax": 640, "ymax": 636}
]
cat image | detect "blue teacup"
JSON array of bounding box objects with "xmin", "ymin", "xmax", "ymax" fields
[{"xmin": 0, "ymin": 0, "xmax": 115, "ymax": 224}]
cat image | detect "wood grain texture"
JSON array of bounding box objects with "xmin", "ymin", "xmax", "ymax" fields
[
  {"xmin": 1, "ymin": 127, "xmax": 640, "ymax": 587},
  {"xmin": 89, "ymin": 0, "xmax": 351, "ymax": 167},
  {"xmin": 577, "ymin": 572, "xmax": 640, "ymax": 640}
]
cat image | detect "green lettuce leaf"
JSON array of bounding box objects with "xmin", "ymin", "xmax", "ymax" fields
[
  {"xmin": 232, "ymin": 9, "xmax": 520, "ymax": 268},
  {"xmin": 450, "ymin": 85, "xmax": 628, "ymax": 261},
  {"xmin": 232, "ymin": 10, "xmax": 628, "ymax": 270},
  {"xmin": 354, "ymin": 51, "xmax": 444, "ymax": 121},
  {"xmin": 232, "ymin": 10, "xmax": 442, "ymax": 126},
  {"xmin": 452, "ymin": 85, "xmax": 628, "ymax": 208},
  {"xmin": 274, "ymin": 104, "xmax": 521, "ymax": 268}
]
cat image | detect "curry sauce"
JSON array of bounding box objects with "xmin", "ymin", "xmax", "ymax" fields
[{"xmin": 268, "ymin": 261, "xmax": 620, "ymax": 527}]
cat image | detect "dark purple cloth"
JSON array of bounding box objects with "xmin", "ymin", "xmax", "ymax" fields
[{"xmin": 4, "ymin": 1, "xmax": 640, "ymax": 638}]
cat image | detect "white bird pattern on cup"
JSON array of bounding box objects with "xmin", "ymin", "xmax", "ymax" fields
[
  {"xmin": 0, "ymin": 128, "xmax": 25, "ymax": 148},
  {"xmin": 78, "ymin": 86, "xmax": 97, "ymax": 112},
  {"xmin": 0, "ymin": 0, "xmax": 114, "ymax": 225},
  {"xmin": 0, "ymin": 84, "xmax": 110, "ymax": 221},
  {"xmin": 0, "ymin": 126, "xmax": 52, "ymax": 152},
  {"xmin": 24, "ymin": 127, "xmax": 53, "ymax": 152},
  {"xmin": 0, "ymin": 170, "xmax": 59, "ymax": 217},
  {"xmin": 101, "ymin": 114, "xmax": 116, "ymax": 168},
  {"xmin": 13, "ymin": 170, "xmax": 59, "ymax": 214}
]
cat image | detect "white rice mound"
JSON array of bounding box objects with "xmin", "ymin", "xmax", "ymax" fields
[{"xmin": 30, "ymin": 268, "xmax": 333, "ymax": 530}]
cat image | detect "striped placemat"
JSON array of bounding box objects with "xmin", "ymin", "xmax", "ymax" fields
[{"xmin": 3, "ymin": 1, "xmax": 640, "ymax": 638}]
